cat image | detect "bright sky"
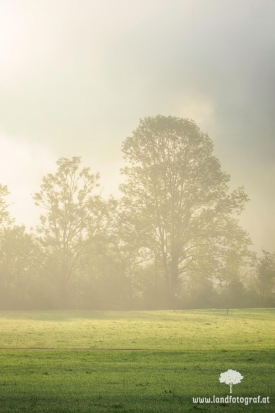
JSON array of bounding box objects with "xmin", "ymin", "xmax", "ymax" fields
[{"xmin": 0, "ymin": 0, "xmax": 274, "ymax": 252}]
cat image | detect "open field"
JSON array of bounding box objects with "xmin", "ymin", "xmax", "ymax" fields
[
  {"xmin": 0, "ymin": 309, "xmax": 274, "ymax": 412},
  {"xmin": 0, "ymin": 309, "xmax": 274, "ymax": 350}
]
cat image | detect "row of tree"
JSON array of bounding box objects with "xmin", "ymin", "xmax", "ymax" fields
[{"xmin": 0, "ymin": 116, "xmax": 274, "ymax": 309}]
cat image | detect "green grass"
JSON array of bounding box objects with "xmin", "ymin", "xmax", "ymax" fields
[
  {"xmin": 0, "ymin": 308, "xmax": 274, "ymax": 350},
  {"xmin": 0, "ymin": 309, "xmax": 274, "ymax": 412}
]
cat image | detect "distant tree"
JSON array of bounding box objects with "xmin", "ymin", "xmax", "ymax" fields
[
  {"xmin": 33, "ymin": 157, "xmax": 113, "ymax": 307},
  {"xmin": 77, "ymin": 231, "xmax": 135, "ymax": 310},
  {"xmin": 0, "ymin": 225, "xmax": 42, "ymax": 309},
  {"xmin": 120, "ymin": 115, "xmax": 252, "ymax": 306},
  {"xmin": 0, "ymin": 184, "xmax": 13, "ymax": 229},
  {"xmin": 214, "ymin": 239, "xmax": 255, "ymax": 311},
  {"xmin": 257, "ymin": 250, "xmax": 275, "ymax": 304},
  {"xmin": 0, "ymin": 185, "xmax": 42, "ymax": 309}
]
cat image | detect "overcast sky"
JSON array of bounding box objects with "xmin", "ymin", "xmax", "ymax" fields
[{"xmin": 0, "ymin": 0, "xmax": 274, "ymax": 252}]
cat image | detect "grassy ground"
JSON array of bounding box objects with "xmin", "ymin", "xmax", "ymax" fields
[
  {"xmin": 0, "ymin": 309, "xmax": 274, "ymax": 412},
  {"xmin": 0, "ymin": 308, "xmax": 274, "ymax": 350}
]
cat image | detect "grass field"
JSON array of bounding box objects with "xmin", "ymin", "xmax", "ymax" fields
[{"xmin": 0, "ymin": 309, "xmax": 274, "ymax": 412}]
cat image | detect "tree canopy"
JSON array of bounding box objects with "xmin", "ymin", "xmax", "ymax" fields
[
  {"xmin": 33, "ymin": 157, "xmax": 112, "ymax": 305},
  {"xmin": 120, "ymin": 115, "xmax": 252, "ymax": 305},
  {"xmin": 0, "ymin": 116, "xmax": 265, "ymax": 310}
]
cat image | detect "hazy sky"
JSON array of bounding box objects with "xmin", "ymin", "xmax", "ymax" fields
[{"xmin": 0, "ymin": 0, "xmax": 274, "ymax": 252}]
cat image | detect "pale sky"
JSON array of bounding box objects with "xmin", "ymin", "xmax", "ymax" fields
[{"xmin": 0, "ymin": 0, "xmax": 274, "ymax": 252}]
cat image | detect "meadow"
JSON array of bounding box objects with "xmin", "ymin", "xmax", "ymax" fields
[{"xmin": 0, "ymin": 309, "xmax": 274, "ymax": 412}]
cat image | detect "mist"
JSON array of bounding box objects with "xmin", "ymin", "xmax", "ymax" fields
[{"xmin": 0, "ymin": 0, "xmax": 274, "ymax": 252}]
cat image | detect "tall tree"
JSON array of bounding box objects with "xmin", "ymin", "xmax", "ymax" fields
[
  {"xmin": 33, "ymin": 157, "xmax": 111, "ymax": 306},
  {"xmin": 120, "ymin": 115, "xmax": 252, "ymax": 305}
]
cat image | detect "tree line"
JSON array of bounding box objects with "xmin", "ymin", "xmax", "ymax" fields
[{"xmin": 0, "ymin": 116, "xmax": 274, "ymax": 310}]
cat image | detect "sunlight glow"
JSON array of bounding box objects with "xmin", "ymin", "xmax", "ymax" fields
[{"xmin": 0, "ymin": 1, "xmax": 27, "ymax": 64}]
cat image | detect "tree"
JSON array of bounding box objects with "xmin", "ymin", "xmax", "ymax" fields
[
  {"xmin": 0, "ymin": 184, "xmax": 13, "ymax": 229},
  {"xmin": 219, "ymin": 369, "xmax": 243, "ymax": 394},
  {"xmin": 257, "ymin": 250, "xmax": 275, "ymax": 304},
  {"xmin": 33, "ymin": 157, "xmax": 112, "ymax": 307},
  {"xmin": 120, "ymin": 115, "xmax": 252, "ymax": 306},
  {"xmin": 77, "ymin": 231, "xmax": 135, "ymax": 310},
  {"xmin": 0, "ymin": 225, "xmax": 42, "ymax": 309}
]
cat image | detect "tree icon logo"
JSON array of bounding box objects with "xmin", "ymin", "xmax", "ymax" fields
[{"xmin": 219, "ymin": 369, "xmax": 243, "ymax": 394}]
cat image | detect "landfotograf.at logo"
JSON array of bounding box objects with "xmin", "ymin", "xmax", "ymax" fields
[
  {"xmin": 192, "ymin": 369, "xmax": 270, "ymax": 405},
  {"xmin": 219, "ymin": 369, "xmax": 243, "ymax": 394}
]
